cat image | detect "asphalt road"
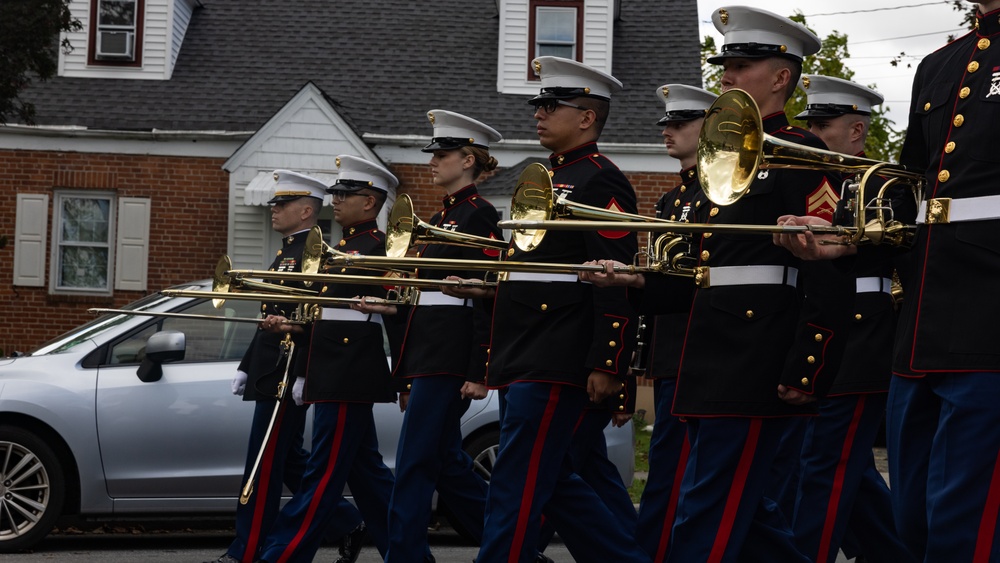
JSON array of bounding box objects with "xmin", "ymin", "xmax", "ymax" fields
[{"xmin": 14, "ymin": 520, "xmax": 574, "ymax": 562}]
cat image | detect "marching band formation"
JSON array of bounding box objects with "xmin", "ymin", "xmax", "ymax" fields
[{"xmin": 200, "ymin": 2, "xmax": 1000, "ymax": 562}]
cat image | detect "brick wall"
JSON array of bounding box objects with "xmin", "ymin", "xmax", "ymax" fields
[{"xmin": 0, "ymin": 149, "xmax": 229, "ymax": 354}]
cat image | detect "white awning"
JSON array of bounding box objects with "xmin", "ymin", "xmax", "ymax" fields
[{"xmin": 242, "ymin": 170, "xmax": 337, "ymax": 206}]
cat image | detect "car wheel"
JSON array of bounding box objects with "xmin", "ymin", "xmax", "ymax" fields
[
  {"xmin": 0, "ymin": 427, "xmax": 66, "ymax": 553},
  {"xmin": 465, "ymin": 429, "xmax": 500, "ymax": 483},
  {"xmin": 437, "ymin": 428, "xmax": 500, "ymax": 545}
]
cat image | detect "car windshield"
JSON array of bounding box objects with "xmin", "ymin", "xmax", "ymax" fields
[{"xmin": 28, "ymin": 285, "xmax": 207, "ymax": 356}]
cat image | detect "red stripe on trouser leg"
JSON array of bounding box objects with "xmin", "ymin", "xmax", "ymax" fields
[
  {"xmin": 973, "ymin": 448, "xmax": 1000, "ymax": 562},
  {"xmin": 655, "ymin": 432, "xmax": 691, "ymax": 562},
  {"xmin": 507, "ymin": 385, "xmax": 561, "ymax": 563},
  {"xmin": 243, "ymin": 402, "xmax": 286, "ymax": 563},
  {"xmin": 708, "ymin": 418, "xmax": 762, "ymax": 563},
  {"xmin": 816, "ymin": 395, "xmax": 866, "ymax": 563},
  {"xmin": 277, "ymin": 405, "xmax": 349, "ymax": 563}
]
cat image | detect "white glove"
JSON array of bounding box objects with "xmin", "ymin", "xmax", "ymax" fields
[
  {"xmin": 292, "ymin": 377, "xmax": 305, "ymax": 406},
  {"xmin": 231, "ymin": 370, "xmax": 248, "ymax": 396}
]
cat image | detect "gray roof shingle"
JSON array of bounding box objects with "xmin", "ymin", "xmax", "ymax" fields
[{"xmin": 23, "ymin": 0, "xmax": 701, "ymax": 144}]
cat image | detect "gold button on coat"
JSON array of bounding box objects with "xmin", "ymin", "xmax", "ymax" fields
[
  {"xmin": 953, "ymin": 114, "xmax": 965, "ymax": 127},
  {"xmin": 619, "ymin": 394, "xmax": 626, "ymax": 400},
  {"xmin": 807, "ymin": 355, "xmax": 816, "ymax": 364},
  {"xmin": 745, "ymin": 310, "xmax": 754, "ymax": 319},
  {"xmin": 674, "ymin": 199, "xmax": 681, "ymax": 207},
  {"xmin": 945, "ymin": 142, "xmax": 956, "ymax": 153},
  {"xmin": 968, "ymin": 61, "xmax": 980, "ymax": 72},
  {"xmin": 704, "ymin": 232, "xmax": 713, "ymax": 239},
  {"xmin": 710, "ymin": 207, "xmax": 719, "ymax": 217},
  {"xmin": 923, "ymin": 102, "xmax": 931, "ymax": 111},
  {"xmin": 609, "ymin": 341, "xmax": 617, "ymax": 347},
  {"xmin": 814, "ymin": 334, "xmax": 823, "ymax": 342},
  {"xmin": 938, "ymin": 170, "xmax": 951, "ymax": 182},
  {"xmin": 540, "ymin": 304, "xmax": 548, "ymax": 311},
  {"xmin": 612, "ymin": 322, "xmax": 620, "ymax": 329},
  {"xmin": 680, "ymin": 186, "xmax": 687, "ymax": 193},
  {"xmin": 855, "ymin": 313, "xmax": 863, "ymax": 320},
  {"xmin": 979, "ymin": 38, "xmax": 991, "ymax": 50},
  {"xmin": 700, "ymin": 250, "xmax": 710, "ymax": 261},
  {"xmin": 801, "ymin": 377, "xmax": 810, "ymax": 385},
  {"xmin": 343, "ymin": 338, "xmax": 349, "ymax": 344},
  {"xmin": 605, "ymin": 360, "xmax": 613, "ymax": 367},
  {"xmin": 507, "ymin": 248, "xmax": 515, "ymax": 257},
  {"xmin": 960, "ymin": 87, "xmax": 971, "ymax": 99},
  {"xmin": 618, "ymin": 405, "xmax": 625, "ymax": 411}
]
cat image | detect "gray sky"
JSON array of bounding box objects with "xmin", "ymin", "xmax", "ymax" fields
[{"xmin": 696, "ymin": 1, "xmax": 972, "ymax": 126}]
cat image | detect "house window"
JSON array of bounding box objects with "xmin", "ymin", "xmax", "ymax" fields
[
  {"xmin": 89, "ymin": 0, "xmax": 144, "ymax": 65},
  {"xmin": 50, "ymin": 192, "xmax": 116, "ymax": 294},
  {"xmin": 528, "ymin": 0, "xmax": 583, "ymax": 79}
]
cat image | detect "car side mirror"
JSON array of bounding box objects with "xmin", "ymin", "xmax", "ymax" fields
[{"xmin": 137, "ymin": 331, "xmax": 186, "ymax": 382}]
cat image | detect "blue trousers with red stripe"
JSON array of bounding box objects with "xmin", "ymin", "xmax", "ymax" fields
[
  {"xmin": 635, "ymin": 378, "xmax": 690, "ymax": 562},
  {"xmin": 386, "ymin": 375, "xmax": 488, "ymax": 563},
  {"xmin": 888, "ymin": 372, "xmax": 1000, "ymax": 562},
  {"xmin": 792, "ymin": 393, "xmax": 914, "ymax": 563},
  {"xmin": 227, "ymin": 400, "xmax": 361, "ymax": 563},
  {"xmin": 537, "ymin": 408, "xmax": 638, "ymax": 552},
  {"xmin": 666, "ymin": 417, "xmax": 809, "ymax": 563},
  {"xmin": 257, "ymin": 402, "xmax": 396, "ymax": 563},
  {"xmin": 477, "ymin": 381, "xmax": 650, "ymax": 563}
]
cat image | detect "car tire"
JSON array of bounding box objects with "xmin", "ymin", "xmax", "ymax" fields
[
  {"xmin": 437, "ymin": 428, "xmax": 500, "ymax": 545},
  {"xmin": 0, "ymin": 426, "xmax": 66, "ymax": 553}
]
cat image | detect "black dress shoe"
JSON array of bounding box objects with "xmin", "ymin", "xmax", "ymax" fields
[{"xmin": 334, "ymin": 522, "xmax": 367, "ymax": 563}]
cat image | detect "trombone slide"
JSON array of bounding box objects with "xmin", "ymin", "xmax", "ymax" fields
[{"xmin": 240, "ymin": 335, "xmax": 294, "ymax": 505}]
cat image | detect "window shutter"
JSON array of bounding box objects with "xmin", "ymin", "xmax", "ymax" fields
[
  {"xmin": 13, "ymin": 193, "xmax": 49, "ymax": 287},
  {"xmin": 114, "ymin": 197, "xmax": 151, "ymax": 291}
]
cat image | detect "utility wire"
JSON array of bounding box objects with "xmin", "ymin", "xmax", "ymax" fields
[{"xmin": 804, "ymin": 2, "xmax": 951, "ymax": 17}]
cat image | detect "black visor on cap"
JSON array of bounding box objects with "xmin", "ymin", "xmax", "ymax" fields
[
  {"xmin": 794, "ymin": 103, "xmax": 871, "ymax": 120},
  {"xmin": 707, "ymin": 42, "xmax": 803, "ymax": 64},
  {"xmin": 327, "ymin": 178, "xmax": 375, "ymax": 194},
  {"xmin": 528, "ymin": 86, "xmax": 605, "ymax": 104},
  {"xmin": 266, "ymin": 194, "xmax": 305, "ymax": 205},
  {"xmin": 657, "ymin": 109, "xmax": 708, "ymax": 126},
  {"xmin": 421, "ymin": 136, "xmax": 477, "ymax": 152}
]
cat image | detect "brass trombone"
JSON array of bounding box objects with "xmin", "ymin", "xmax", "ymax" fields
[
  {"xmin": 386, "ymin": 194, "xmax": 508, "ymax": 258},
  {"xmin": 324, "ymin": 165, "xmax": 690, "ymax": 276},
  {"xmin": 500, "ymin": 90, "xmax": 924, "ymax": 247}
]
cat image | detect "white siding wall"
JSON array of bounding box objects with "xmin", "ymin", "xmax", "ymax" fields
[
  {"xmin": 497, "ymin": 0, "xmax": 615, "ymax": 96},
  {"xmin": 227, "ymin": 95, "xmax": 381, "ymax": 270},
  {"xmin": 59, "ymin": 0, "xmax": 179, "ymax": 80}
]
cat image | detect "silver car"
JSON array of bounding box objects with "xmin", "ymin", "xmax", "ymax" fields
[{"xmin": 0, "ymin": 280, "xmax": 634, "ymax": 552}]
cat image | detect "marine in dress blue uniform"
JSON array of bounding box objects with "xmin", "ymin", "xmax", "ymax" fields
[
  {"xmin": 257, "ymin": 156, "xmax": 406, "ymax": 563},
  {"xmin": 385, "ymin": 111, "xmax": 504, "ymax": 563},
  {"xmin": 637, "ymin": 9, "xmax": 854, "ymax": 561},
  {"xmin": 887, "ymin": 3, "xmax": 1000, "ymax": 559},
  {"xmin": 787, "ymin": 75, "xmax": 915, "ymax": 563},
  {"xmin": 217, "ymin": 171, "xmax": 361, "ymax": 563},
  {"xmin": 633, "ymin": 84, "xmax": 715, "ymax": 562},
  {"xmin": 478, "ymin": 57, "xmax": 650, "ymax": 563}
]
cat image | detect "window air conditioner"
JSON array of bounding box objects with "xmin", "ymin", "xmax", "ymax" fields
[{"xmin": 96, "ymin": 30, "xmax": 135, "ymax": 60}]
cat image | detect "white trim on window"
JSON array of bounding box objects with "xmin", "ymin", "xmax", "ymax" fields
[{"xmin": 49, "ymin": 190, "xmax": 118, "ymax": 295}]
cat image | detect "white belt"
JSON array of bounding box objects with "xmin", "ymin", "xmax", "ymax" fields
[
  {"xmin": 506, "ymin": 272, "xmax": 579, "ymax": 283},
  {"xmin": 856, "ymin": 276, "xmax": 892, "ymax": 294},
  {"xmin": 917, "ymin": 195, "xmax": 1000, "ymax": 224},
  {"xmin": 320, "ymin": 308, "xmax": 382, "ymax": 324},
  {"xmin": 415, "ymin": 292, "xmax": 471, "ymax": 307},
  {"xmin": 701, "ymin": 265, "xmax": 798, "ymax": 288}
]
